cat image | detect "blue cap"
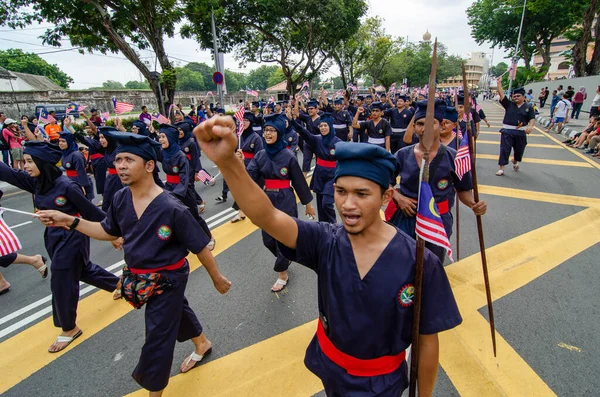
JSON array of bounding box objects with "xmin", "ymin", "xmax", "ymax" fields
[
  {"xmin": 414, "ymin": 99, "xmax": 446, "ymax": 122},
  {"xmin": 357, "ymin": 95, "xmax": 364, "ymax": 100},
  {"xmin": 215, "ymin": 108, "xmax": 225, "ymax": 114},
  {"xmin": 396, "ymin": 94, "xmax": 408, "ymax": 101},
  {"xmin": 371, "ymin": 101, "xmax": 384, "ymax": 110},
  {"xmin": 267, "ymin": 103, "xmax": 275, "ymax": 110},
  {"xmin": 456, "ymin": 94, "xmax": 465, "ymax": 105},
  {"xmin": 132, "ymin": 120, "xmax": 149, "ymax": 136},
  {"xmin": 111, "ymin": 132, "xmax": 162, "ymax": 161},
  {"xmin": 334, "ymin": 142, "xmax": 396, "ymax": 189},
  {"xmin": 98, "ymin": 126, "xmax": 119, "ymax": 135},
  {"xmin": 334, "ymin": 98, "xmax": 343, "ymax": 105},
  {"xmin": 251, "ymin": 101, "xmax": 259, "ymax": 108},
  {"xmin": 306, "ymin": 100, "xmax": 318, "ymax": 109},
  {"xmin": 443, "ymin": 107, "xmax": 458, "ymax": 122},
  {"xmin": 23, "ymin": 141, "xmax": 62, "ymax": 164},
  {"xmin": 365, "ymin": 95, "xmax": 373, "ymax": 99},
  {"xmin": 511, "ymin": 87, "xmax": 526, "ymax": 95}
]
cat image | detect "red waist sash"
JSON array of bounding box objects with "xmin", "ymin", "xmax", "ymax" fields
[
  {"xmin": 264, "ymin": 179, "xmax": 291, "ymax": 189},
  {"xmin": 166, "ymin": 174, "xmax": 180, "ymax": 184},
  {"xmin": 185, "ymin": 153, "xmax": 191, "ymax": 161},
  {"xmin": 316, "ymin": 158, "xmax": 336, "ymax": 168},
  {"xmin": 129, "ymin": 258, "xmax": 186, "ymax": 275},
  {"xmin": 90, "ymin": 153, "xmax": 104, "ymax": 160},
  {"xmin": 108, "ymin": 168, "xmax": 118, "ymax": 175},
  {"xmin": 286, "ymin": 146, "xmax": 291, "ymax": 150},
  {"xmin": 65, "ymin": 170, "xmax": 78, "ymax": 177},
  {"xmin": 242, "ymin": 151, "xmax": 255, "ymax": 159},
  {"xmin": 437, "ymin": 199, "xmax": 449, "ymax": 214},
  {"xmin": 316, "ymin": 319, "xmax": 406, "ymax": 377}
]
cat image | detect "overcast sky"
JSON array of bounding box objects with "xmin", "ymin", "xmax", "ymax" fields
[{"xmin": 0, "ymin": 0, "xmax": 511, "ymax": 89}]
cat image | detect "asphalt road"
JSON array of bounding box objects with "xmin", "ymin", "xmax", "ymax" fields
[{"xmin": 0, "ymin": 101, "xmax": 599, "ymax": 397}]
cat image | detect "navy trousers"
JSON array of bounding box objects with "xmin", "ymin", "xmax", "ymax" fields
[
  {"xmin": 316, "ymin": 194, "xmax": 336, "ymax": 223},
  {"xmin": 499, "ymin": 132, "xmax": 527, "ymax": 166},
  {"xmin": 132, "ymin": 264, "xmax": 203, "ymax": 392},
  {"xmin": 0, "ymin": 253, "xmax": 18, "ymax": 267},
  {"xmin": 91, "ymin": 158, "xmax": 107, "ymax": 195},
  {"xmin": 262, "ymin": 231, "xmax": 291, "ymax": 272},
  {"xmin": 302, "ymin": 142, "xmax": 314, "ymax": 172}
]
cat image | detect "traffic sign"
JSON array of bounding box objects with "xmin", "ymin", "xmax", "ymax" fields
[{"xmin": 213, "ymin": 72, "xmax": 224, "ymax": 85}]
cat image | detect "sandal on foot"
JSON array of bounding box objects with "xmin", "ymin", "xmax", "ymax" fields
[
  {"xmin": 495, "ymin": 170, "xmax": 504, "ymax": 176},
  {"xmin": 0, "ymin": 285, "xmax": 10, "ymax": 295},
  {"xmin": 230, "ymin": 214, "xmax": 246, "ymax": 223},
  {"xmin": 38, "ymin": 256, "xmax": 48, "ymax": 279},
  {"xmin": 198, "ymin": 203, "xmax": 206, "ymax": 214},
  {"xmin": 207, "ymin": 239, "xmax": 216, "ymax": 251},
  {"xmin": 215, "ymin": 196, "xmax": 227, "ymax": 203},
  {"xmin": 181, "ymin": 347, "xmax": 213, "ymax": 373},
  {"xmin": 271, "ymin": 278, "xmax": 288, "ymax": 292},
  {"xmin": 113, "ymin": 281, "xmax": 123, "ymax": 300},
  {"xmin": 49, "ymin": 329, "xmax": 82, "ymax": 353},
  {"xmin": 513, "ymin": 163, "xmax": 519, "ymax": 172}
]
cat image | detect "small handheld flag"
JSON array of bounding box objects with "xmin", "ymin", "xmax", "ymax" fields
[
  {"xmin": 38, "ymin": 109, "xmax": 56, "ymax": 124},
  {"xmin": 0, "ymin": 209, "xmax": 23, "ymax": 256},
  {"xmin": 246, "ymin": 87, "xmax": 259, "ymax": 97},
  {"xmin": 234, "ymin": 106, "xmax": 245, "ymax": 139},
  {"xmin": 112, "ymin": 98, "xmax": 134, "ymax": 115},
  {"xmin": 454, "ymin": 129, "xmax": 471, "ymax": 180},
  {"xmin": 151, "ymin": 111, "xmax": 169, "ymax": 124},
  {"xmin": 197, "ymin": 169, "xmax": 214, "ymax": 185}
]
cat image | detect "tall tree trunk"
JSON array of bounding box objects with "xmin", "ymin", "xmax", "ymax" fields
[
  {"xmin": 519, "ymin": 42, "xmax": 532, "ymax": 70},
  {"xmin": 572, "ymin": 0, "xmax": 596, "ymax": 77},
  {"xmin": 332, "ymin": 53, "xmax": 348, "ymax": 90},
  {"xmin": 585, "ymin": 13, "xmax": 600, "ymax": 76}
]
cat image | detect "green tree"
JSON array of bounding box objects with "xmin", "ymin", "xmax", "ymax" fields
[
  {"xmin": 175, "ymin": 67, "xmax": 205, "ymax": 91},
  {"xmin": 182, "ymin": 0, "xmax": 367, "ymax": 94},
  {"xmin": 246, "ymin": 65, "xmax": 279, "ymax": 90},
  {"xmin": 125, "ymin": 80, "xmax": 150, "ymax": 89},
  {"xmin": 566, "ymin": 0, "xmax": 600, "ymax": 76},
  {"xmin": 267, "ymin": 68, "xmax": 287, "ymax": 88},
  {"xmin": 224, "ymin": 70, "xmax": 246, "ymax": 92},
  {"xmin": 330, "ymin": 26, "xmax": 369, "ymax": 88},
  {"xmin": 332, "ymin": 77, "xmax": 344, "ymax": 90},
  {"xmin": 0, "ymin": 48, "xmax": 73, "ymax": 88},
  {"xmin": 0, "ymin": 0, "xmax": 186, "ymax": 114},
  {"xmin": 102, "ymin": 80, "xmax": 124, "ymax": 89},
  {"xmin": 184, "ymin": 62, "xmax": 214, "ymax": 91},
  {"xmin": 359, "ymin": 17, "xmax": 403, "ymax": 86},
  {"xmin": 489, "ymin": 62, "xmax": 509, "ymax": 77}
]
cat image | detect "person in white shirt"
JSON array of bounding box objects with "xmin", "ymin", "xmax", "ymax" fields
[{"xmin": 546, "ymin": 94, "xmax": 571, "ymax": 134}]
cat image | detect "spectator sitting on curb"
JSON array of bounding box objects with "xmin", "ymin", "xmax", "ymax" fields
[
  {"xmin": 569, "ymin": 119, "xmax": 600, "ymax": 150},
  {"xmin": 562, "ymin": 116, "xmax": 597, "ymax": 145}
]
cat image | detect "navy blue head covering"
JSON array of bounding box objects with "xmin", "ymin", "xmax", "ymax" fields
[
  {"xmin": 112, "ymin": 131, "xmax": 162, "ymax": 162},
  {"xmin": 366, "ymin": 95, "xmax": 373, "ymax": 100},
  {"xmin": 158, "ymin": 124, "xmax": 181, "ymax": 161},
  {"xmin": 263, "ymin": 114, "xmax": 287, "ymax": 159},
  {"xmin": 243, "ymin": 111, "xmax": 255, "ymax": 124},
  {"xmin": 26, "ymin": 122, "xmax": 37, "ymax": 132},
  {"xmin": 174, "ymin": 121, "xmax": 192, "ymax": 144},
  {"xmin": 334, "ymin": 98, "xmax": 343, "ymax": 105},
  {"xmin": 319, "ymin": 112, "xmax": 335, "ymax": 146},
  {"xmin": 357, "ymin": 95, "xmax": 364, "ymax": 101},
  {"xmin": 59, "ymin": 131, "xmax": 79, "ymax": 158},
  {"xmin": 24, "ymin": 141, "xmax": 62, "ymax": 164},
  {"xmin": 414, "ymin": 99, "xmax": 446, "ymax": 122},
  {"xmin": 511, "ymin": 87, "xmax": 526, "ymax": 96},
  {"xmin": 371, "ymin": 101, "xmax": 384, "ymax": 110},
  {"xmin": 306, "ymin": 100, "xmax": 318, "ymax": 109},
  {"xmin": 267, "ymin": 103, "xmax": 275, "ymax": 110},
  {"xmin": 443, "ymin": 107, "xmax": 458, "ymax": 123},
  {"xmin": 132, "ymin": 120, "xmax": 149, "ymax": 136},
  {"xmin": 215, "ymin": 108, "xmax": 225, "ymax": 114},
  {"xmin": 251, "ymin": 101, "xmax": 259, "ymax": 108},
  {"xmin": 98, "ymin": 126, "xmax": 119, "ymax": 153},
  {"xmin": 456, "ymin": 94, "xmax": 465, "ymax": 105},
  {"xmin": 334, "ymin": 142, "xmax": 396, "ymax": 189},
  {"xmin": 397, "ymin": 95, "xmax": 408, "ymax": 101}
]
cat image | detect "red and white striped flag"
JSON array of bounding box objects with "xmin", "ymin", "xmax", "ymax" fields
[
  {"xmin": 508, "ymin": 59, "xmax": 517, "ymax": 80},
  {"xmin": 301, "ymin": 81, "xmax": 309, "ymax": 90},
  {"xmin": 0, "ymin": 210, "xmax": 22, "ymax": 256},
  {"xmin": 454, "ymin": 129, "xmax": 471, "ymax": 180},
  {"xmin": 151, "ymin": 111, "xmax": 169, "ymax": 124},
  {"xmin": 112, "ymin": 98, "xmax": 134, "ymax": 115},
  {"xmin": 234, "ymin": 106, "xmax": 245, "ymax": 137},
  {"xmin": 206, "ymin": 91, "xmax": 214, "ymax": 98},
  {"xmin": 100, "ymin": 112, "xmax": 110, "ymax": 123},
  {"xmin": 197, "ymin": 169, "xmax": 213, "ymax": 185},
  {"xmin": 246, "ymin": 87, "xmax": 259, "ymax": 97},
  {"xmin": 415, "ymin": 163, "xmax": 453, "ymax": 261}
]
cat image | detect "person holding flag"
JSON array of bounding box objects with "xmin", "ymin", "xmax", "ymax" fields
[
  {"xmin": 193, "ymin": 114, "xmax": 462, "ymax": 396},
  {"xmin": 389, "ymin": 100, "xmax": 486, "ymax": 262},
  {"xmin": 58, "ymin": 130, "xmax": 95, "ymax": 201}
]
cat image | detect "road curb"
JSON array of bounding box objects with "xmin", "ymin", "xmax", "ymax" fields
[{"xmin": 535, "ymin": 115, "xmax": 576, "ymax": 137}]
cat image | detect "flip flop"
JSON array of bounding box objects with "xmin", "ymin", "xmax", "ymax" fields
[
  {"xmin": 0, "ymin": 286, "xmax": 10, "ymax": 295},
  {"xmin": 271, "ymin": 278, "xmax": 288, "ymax": 292},
  {"xmin": 230, "ymin": 215, "xmax": 246, "ymax": 223},
  {"xmin": 181, "ymin": 347, "xmax": 213, "ymax": 373},
  {"xmin": 198, "ymin": 203, "xmax": 206, "ymax": 214},
  {"xmin": 49, "ymin": 329, "xmax": 83, "ymax": 353},
  {"xmin": 38, "ymin": 256, "xmax": 48, "ymax": 279},
  {"xmin": 495, "ymin": 170, "xmax": 504, "ymax": 176},
  {"xmin": 513, "ymin": 164, "xmax": 519, "ymax": 172}
]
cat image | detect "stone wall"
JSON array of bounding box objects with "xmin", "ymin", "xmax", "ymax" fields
[{"xmin": 0, "ymin": 89, "xmax": 253, "ymax": 118}]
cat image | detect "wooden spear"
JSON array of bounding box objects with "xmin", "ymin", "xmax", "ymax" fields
[
  {"xmin": 454, "ymin": 89, "xmax": 461, "ymax": 261},
  {"xmin": 409, "ymin": 38, "xmax": 438, "ymax": 397},
  {"xmin": 462, "ymin": 64, "xmax": 497, "ymax": 357}
]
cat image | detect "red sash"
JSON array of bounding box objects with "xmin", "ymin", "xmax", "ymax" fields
[
  {"xmin": 264, "ymin": 179, "xmax": 291, "ymax": 189},
  {"xmin": 129, "ymin": 258, "xmax": 186, "ymax": 275},
  {"xmin": 166, "ymin": 174, "xmax": 180, "ymax": 184},
  {"xmin": 108, "ymin": 168, "xmax": 118, "ymax": 175},
  {"xmin": 316, "ymin": 158, "xmax": 336, "ymax": 168},
  {"xmin": 65, "ymin": 170, "xmax": 78, "ymax": 177}
]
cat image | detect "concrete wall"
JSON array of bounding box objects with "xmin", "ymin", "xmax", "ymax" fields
[
  {"xmin": 524, "ymin": 75, "xmax": 600, "ymax": 113},
  {"xmin": 0, "ymin": 89, "xmax": 252, "ymax": 118}
]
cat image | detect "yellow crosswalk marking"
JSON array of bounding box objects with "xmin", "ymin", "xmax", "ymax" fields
[
  {"xmin": 476, "ymin": 153, "xmax": 592, "ymax": 168},
  {"xmin": 475, "ymin": 140, "xmax": 563, "ymax": 149},
  {"xmin": 478, "ymin": 131, "xmax": 545, "ymax": 137}
]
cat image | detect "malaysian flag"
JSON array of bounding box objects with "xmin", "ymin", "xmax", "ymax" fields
[
  {"xmin": 508, "ymin": 59, "xmax": 517, "ymax": 80},
  {"xmin": 100, "ymin": 112, "xmax": 110, "ymax": 123},
  {"xmin": 302, "ymin": 91, "xmax": 309, "ymax": 100},
  {"xmin": 415, "ymin": 163, "xmax": 453, "ymax": 261},
  {"xmin": 66, "ymin": 102, "xmax": 87, "ymax": 113},
  {"xmin": 454, "ymin": 129, "xmax": 471, "ymax": 180},
  {"xmin": 112, "ymin": 98, "xmax": 134, "ymax": 115},
  {"xmin": 268, "ymin": 96, "xmax": 275, "ymax": 103},
  {"xmin": 0, "ymin": 210, "xmax": 22, "ymax": 256},
  {"xmin": 234, "ymin": 106, "xmax": 245, "ymax": 137},
  {"xmin": 151, "ymin": 111, "xmax": 169, "ymax": 124},
  {"xmin": 301, "ymin": 81, "xmax": 309, "ymax": 90},
  {"xmin": 246, "ymin": 87, "xmax": 259, "ymax": 97},
  {"xmin": 206, "ymin": 91, "xmax": 214, "ymax": 98},
  {"xmin": 347, "ymin": 83, "xmax": 357, "ymax": 92},
  {"xmin": 389, "ymin": 82, "xmax": 397, "ymax": 95},
  {"xmin": 336, "ymin": 89, "xmax": 345, "ymax": 98},
  {"xmin": 197, "ymin": 169, "xmax": 214, "ymax": 185},
  {"xmin": 38, "ymin": 109, "xmax": 55, "ymax": 124}
]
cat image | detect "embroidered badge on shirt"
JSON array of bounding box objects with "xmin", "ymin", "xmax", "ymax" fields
[
  {"xmin": 279, "ymin": 167, "xmax": 288, "ymax": 176},
  {"xmin": 288, "ymin": 137, "xmax": 293, "ymax": 142},
  {"xmin": 330, "ymin": 148, "xmax": 335, "ymax": 155},
  {"xmin": 250, "ymin": 143, "xmax": 255, "ymax": 148},
  {"xmin": 172, "ymin": 166, "xmax": 179, "ymax": 173},
  {"xmin": 184, "ymin": 147, "xmax": 189, "ymax": 153},
  {"xmin": 379, "ymin": 129, "xmax": 383, "ymax": 135},
  {"xmin": 65, "ymin": 163, "xmax": 71, "ymax": 168},
  {"xmin": 437, "ymin": 178, "xmax": 449, "ymax": 190},
  {"xmin": 398, "ymin": 284, "xmax": 415, "ymax": 307},
  {"xmin": 54, "ymin": 196, "xmax": 67, "ymax": 206},
  {"xmin": 157, "ymin": 225, "xmax": 172, "ymax": 241}
]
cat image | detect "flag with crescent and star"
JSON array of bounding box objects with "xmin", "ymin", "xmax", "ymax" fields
[{"xmin": 415, "ymin": 160, "xmax": 453, "ymax": 262}]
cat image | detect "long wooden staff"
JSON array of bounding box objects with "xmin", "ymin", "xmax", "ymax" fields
[
  {"xmin": 454, "ymin": 89, "xmax": 461, "ymax": 261},
  {"xmin": 409, "ymin": 38, "xmax": 438, "ymax": 397},
  {"xmin": 462, "ymin": 64, "xmax": 497, "ymax": 357}
]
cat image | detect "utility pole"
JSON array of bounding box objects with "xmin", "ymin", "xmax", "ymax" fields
[
  {"xmin": 507, "ymin": 0, "xmax": 527, "ymax": 96},
  {"xmin": 211, "ymin": 11, "xmax": 225, "ymax": 108}
]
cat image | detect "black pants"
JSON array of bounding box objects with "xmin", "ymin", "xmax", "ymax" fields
[
  {"xmin": 262, "ymin": 231, "xmax": 291, "ymax": 272},
  {"xmin": 0, "ymin": 253, "xmax": 17, "ymax": 267},
  {"xmin": 302, "ymin": 142, "xmax": 314, "ymax": 172},
  {"xmin": 498, "ymin": 132, "xmax": 527, "ymax": 166},
  {"xmin": 316, "ymin": 194, "xmax": 336, "ymax": 223}
]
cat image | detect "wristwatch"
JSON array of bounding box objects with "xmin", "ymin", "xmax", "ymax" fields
[{"xmin": 68, "ymin": 217, "xmax": 80, "ymax": 231}]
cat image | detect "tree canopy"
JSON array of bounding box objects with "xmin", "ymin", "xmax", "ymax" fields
[
  {"xmin": 0, "ymin": 49, "xmax": 73, "ymax": 88},
  {"xmin": 182, "ymin": 0, "xmax": 367, "ymax": 94}
]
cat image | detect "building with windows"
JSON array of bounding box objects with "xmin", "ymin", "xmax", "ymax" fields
[
  {"xmin": 533, "ymin": 36, "xmax": 595, "ymax": 80},
  {"xmin": 438, "ymin": 52, "xmax": 490, "ymax": 90}
]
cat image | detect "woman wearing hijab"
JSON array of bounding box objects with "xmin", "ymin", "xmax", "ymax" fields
[
  {"xmin": 158, "ymin": 124, "xmax": 216, "ymax": 251},
  {"xmin": 97, "ymin": 127, "xmax": 124, "ymax": 212},
  {"xmin": 246, "ymin": 114, "xmax": 315, "ymax": 292},
  {"xmin": 230, "ymin": 111, "xmax": 264, "ymax": 223},
  {"xmin": 59, "ymin": 131, "xmax": 94, "ymax": 201},
  {"xmin": 571, "ymin": 87, "xmax": 587, "ymax": 120},
  {"xmin": 290, "ymin": 109, "xmax": 340, "ymax": 223},
  {"xmin": 0, "ymin": 141, "xmax": 119, "ymax": 352},
  {"xmin": 175, "ymin": 120, "xmax": 206, "ymax": 214},
  {"xmin": 77, "ymin": 112, "xmax": 107, "ymax": 202}
]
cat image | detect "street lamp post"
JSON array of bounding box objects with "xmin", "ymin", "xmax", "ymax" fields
[{"xmin": 507, "ymin": 0, "xmax": 527, "ymax": 97}]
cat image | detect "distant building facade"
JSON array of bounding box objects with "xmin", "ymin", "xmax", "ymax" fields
[{"xmin": 439, "ymin": 52, "xmax": 490, "ymax": 90}]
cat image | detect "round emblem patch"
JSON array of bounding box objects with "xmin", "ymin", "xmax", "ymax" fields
[
  {"xmin": 157, "ymin": 225, "xmax": 172, "ymax": 241},
  {"xmin": 250, "ymin": 143, "xmax": 255, "ymax": 148},
  {"xmin": 437, "ymin": 178, "xmax": 449, "ymax": 190},
  {"xmin": 65, "ymin": 162, "xmax": 71, "ymax": 168},
  {"xmin": 184, "ymin": 147, "xmax": 190, "ymax": 153},
  {"xmin": 379, "ymin": 129, "xmax": 383, "ymax": 135},
  {"xmin": 403, "ymin": 114, "xmax": 407, "ymax": 118},
  {"xmin": 279, "ymin": 167, "xmax": 288, "ymax": 177},
  {"xmin": 288, "ymin": 137, "xmax": 293, "ymax": 142},
  {"xmin": 172, "ymin": 166, "xmax": 179, "ymax": 173},
  {"xmin": 398, "ymin": 284, "xmax": 415, "ymax": 307},
  {"xmin": 54, "ymin": 196, "xmax": 67, "ymax": 207},
  {"xmin": 330, "ymin": 148, "xmax": 335, "ymax": 155}
]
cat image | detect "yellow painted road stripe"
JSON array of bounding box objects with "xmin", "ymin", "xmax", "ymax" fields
[
  {"xmin": 441, "ymin": 208, "xmax": 600, "ymax": 396},
  {"xmin": 476, "ymin": 140, "xmax": 563, "ymax": 149},
  {"xmin": 125, "ymin": 320, "xmax": 323, "ymax": 397},
  {"xmin": 477, "ymin": 153, "xmax": 592, "ymax": 168},
  {"xmin": 478, "ymin": 185, "xmax": 600, "ymax": 208},
  {"xmin": 478, "ymin": 131, "xmax": 545, "ymax": 137},
  {"xmin": 533, "ymin": 126, "xmax": 600, "ymax": 170}
]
